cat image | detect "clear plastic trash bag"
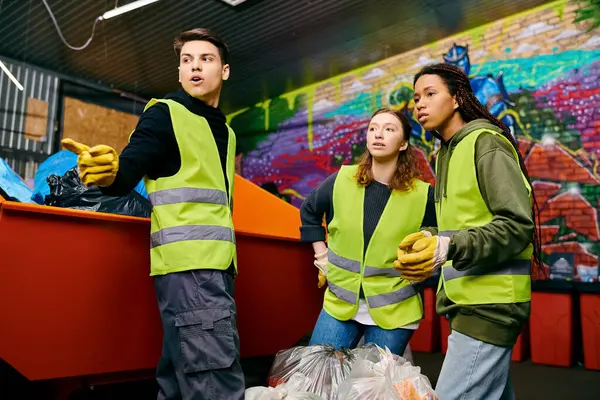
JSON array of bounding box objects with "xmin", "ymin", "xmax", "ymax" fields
[
  {"xmin": 337, "ymin": 345, "xmax": 438, "ymax": 400},
  {"xmin": 267, "ymin": 345, "xmax": 356, "ymax": 400},
  {"xmin": 246, "ymin": 373, "xmax": 322, "ymax": 399}
]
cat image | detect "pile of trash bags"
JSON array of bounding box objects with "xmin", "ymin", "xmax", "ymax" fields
[
  {"xmin": 338, "ymin": 345, "xmax": 438, "ymax": 400},
  {"xmin": 45, "ymin": 167, "xmax": 151, "ymax": 218},
  {"xmin": 31, "ymin": 149, "xmax": 79, "ymax": 204},
  {"xmin": 247, "ymin": 344, "xmax": 438, "ymax": 400},
  {"xmin": 247, "ymin": 377, "xmax": 323, "ymax": 400},
  {"xmin": 0, "ymin": 151, "xmax": 150, "ymax": 218},
  {"xmin": 31, "ymin": 150, "xmax": 148, "ymax": 203}
]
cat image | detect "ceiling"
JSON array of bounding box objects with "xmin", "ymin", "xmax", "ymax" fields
[{"xmin": 0, "ymin": 0, "xmax": 555, "ymax": 113}]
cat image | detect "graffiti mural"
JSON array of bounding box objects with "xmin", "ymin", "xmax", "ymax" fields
[
  {"xmin": 443, "ymin": 43, "xmax": 516, "ymax": 134},
  {"xmin": 228, "ymin": 0, "xmax": 600, "ymax": 281}
]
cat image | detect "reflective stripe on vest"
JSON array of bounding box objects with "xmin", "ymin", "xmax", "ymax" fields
[
  {"xmin": 330, "ymin": 249, "xmax": 402, "ymax": 278},
  {"xmin": 363, "ymin": 267, "xmax": 401, "ymax": 278},
  {"xmin": 149, "ymin": 188, "xmax": 228, "ymax": 207},
  {"xmin": 443, "ymin": 259, "xmax": 531, "ymax": 281},
  {"xmin": 438, "ymin": 230, "xmax": 530, "ymax": 280},
  {"xmin": 328, "ymin": 281, "xmax": 358, "ymax": 305},
  {"xmin": 328, "ymin": 249, "xmax": 361, "ymax": 274},
  {"xmin": 151, "ymin": 225, "xmax": 235, "ymax": 249},
  {"xmin": 367, "ymin": 285, "xmax": 418, "ymax": 309}
]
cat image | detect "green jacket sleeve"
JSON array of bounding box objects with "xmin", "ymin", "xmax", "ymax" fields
[{"xmin": 447, "ymin": 133, "xmax": 534, "ymax": 271}]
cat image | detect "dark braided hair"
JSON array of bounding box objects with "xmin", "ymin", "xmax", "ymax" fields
[{"xmin": 414, "ymin": 63, "xmax": 544, "ymax": 275}]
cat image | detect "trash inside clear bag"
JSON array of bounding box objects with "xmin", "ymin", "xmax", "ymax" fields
[
  {"xmin": 337, "ymin": 345, "xmax": 439, "ymax": 400},
  {"xmin": 246, "ymin": 379, "xmax": 322, "ymax": 400},
  {"xmin": 267, "ymin": 345, "xmax": 356, "ymax": 400}
]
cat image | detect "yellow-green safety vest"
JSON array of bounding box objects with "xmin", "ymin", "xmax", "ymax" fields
[
  {"xmin": 436, "ymin": 128, "xmax": 532, "ymax": 304},
  {"xmin": 142, "ymin": 99, "xmax": 237, "ymax": 276},
  {"xmin": 324, "ymin": 165, "xmax": 430, "ymax": 329}
]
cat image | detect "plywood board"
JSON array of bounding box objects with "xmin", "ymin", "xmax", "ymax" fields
[
  {"xmin": 62, "ymin": 97, "xmax": 139, "ymax": 152},
  {"xmin": 24, "ymin": 97, "xmax": 49, "ymax": 141}
]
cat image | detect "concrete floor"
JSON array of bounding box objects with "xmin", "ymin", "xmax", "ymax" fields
[{"xmin": 2, "ymin": 351, "xmax": 599, "ymax": 399}]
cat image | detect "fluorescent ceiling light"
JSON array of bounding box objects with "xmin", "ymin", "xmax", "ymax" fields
[
  {"xmin": 42, "ymin": 0, "xmax": 160, "ymax": 52},
  {"xmin": 100, "ymin": 0, "xmax": 160, "ymax": 21},
  {"xmin": 220, "ymin": 0, "xmax": 248, "ymax": 5},
  {"xmin": 0, "ymin": 60, "xmax": 23, "ymax": 91}
]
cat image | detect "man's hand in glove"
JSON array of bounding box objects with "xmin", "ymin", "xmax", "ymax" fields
[
  {"xmin": 314, "ymin": 250, "xmax": 328, "ymax": 289},
  {"xmin": 394, "ymin": 231, "xmax": 451, "ymax": 282},
  {"xmin": 62, "ymin": 138, "xmax": 119, "ymax": 187}
]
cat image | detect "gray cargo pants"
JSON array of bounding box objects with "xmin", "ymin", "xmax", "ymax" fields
[{"xmin": 153, "ymin": 269, "xmax": 245, "ymax": 400}]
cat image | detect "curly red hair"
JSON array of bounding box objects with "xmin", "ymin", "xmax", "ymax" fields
[{"xmin": 354, "ymin": 108, "xmax": 419, "ymax": 192}]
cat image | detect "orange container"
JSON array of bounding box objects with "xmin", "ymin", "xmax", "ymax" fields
[
  {"xmin": 409, "ymin": 288, "xmax": 440, "ymax": 353},
  {"xmin": 580, "ymin": 293, "xmax": 600, "ymax": 370},
  {"xmin": 530, "ymin": 292, "xmax": 573, "ymax": 367},
  {"xmin": 0, "ymin": 174, "xmax": 323, "ymax": 383}
]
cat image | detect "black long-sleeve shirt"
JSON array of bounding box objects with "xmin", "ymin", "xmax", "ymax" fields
[
  {"xmin": 300, "ymin": 171, "xmax": 437, "ymax": 253},
  {"xmin": 100, "ymin": 89, "xmax": 230, "ymax": 197}
]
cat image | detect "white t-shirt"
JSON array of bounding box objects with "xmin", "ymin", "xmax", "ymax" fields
[{"xmin": 352, "ymin": 299, "xmax": 420, "ymax": 330}]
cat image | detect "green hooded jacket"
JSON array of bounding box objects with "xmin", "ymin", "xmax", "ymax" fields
[{"xmin": 426, "ymin": 119, "xmax": 534, "ymax": 347}]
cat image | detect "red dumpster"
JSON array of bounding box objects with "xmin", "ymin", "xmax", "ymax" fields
[
  {"xmin": 530, "ymin": 291, "xmax": 573, "ymax": 367},
  {"xmin": 580, "ymin": 292, "xmax": 600, "ymax": 370},
  {"xmin": 440, "ymin": 316, "xmax": 450, "ymax": 355},
  {"xmin": 409, "ymin": 288, "xmax": 440, "ymax": 353},
  {"xmin": 0, "ymin": 174, "xmax": 322, "ymax": 385},
  {"xmin": 511, "ymin": 324, "xmax": 529, "ymax": 362}
]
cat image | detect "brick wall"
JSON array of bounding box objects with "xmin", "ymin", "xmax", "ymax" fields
[{"xmin": 229, "ymin": 0, "xmax": 600, "ymax": 281}]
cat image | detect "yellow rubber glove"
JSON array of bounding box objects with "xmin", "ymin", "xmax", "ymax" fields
[
  {"xmin": 62, "ymin": 138, "xmax": 119, "ymax": 187},
  {"xmin": 314, "ymin": 250, "xmax": 328, "ymax": 289},
  {"xmin": 398, "ymin": 231, "xmax": 432, "ymax": 252},
  {"xmin": 318, "ymin": 272, "xmax": 327, "ymax": 289},
  {"xmin": 394, "ymin": 234, "xmax": 451, "ymax": 282},
  {"xmin": 393, "ymin": 231, "xmax": 431, "ymax": 279}
]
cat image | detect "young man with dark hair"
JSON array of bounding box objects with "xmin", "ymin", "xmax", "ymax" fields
[{"xmin": 62, "ymin": 28, "xmax": 245, "ymax": 399}]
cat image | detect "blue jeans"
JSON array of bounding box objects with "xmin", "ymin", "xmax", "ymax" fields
[
  {"xmin": 436, "ymin": 330, "xmax": 514, "ymax": 400},
  {"xmin": 309, "ymin": 309, "xmax": 414, "ymax": 356}
]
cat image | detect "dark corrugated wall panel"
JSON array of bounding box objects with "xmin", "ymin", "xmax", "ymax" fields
[{"xmin": 0, "ymin": 57, "xmax": 59, "ymax": 155}]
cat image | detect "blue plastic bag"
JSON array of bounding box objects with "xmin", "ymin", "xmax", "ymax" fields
[
  {"xmin": 0, "ymin": 158, "xmax": 35, "ymax": 203},
  {"xmin": 133, "ymin": 179, "xmax": 148, "ymax": 199},
  {"xmin": 32, "ymin": 150, "xmax": 78, "ymax": 204},
  {"xmin": 32, "ymin": 150, "xmax": 148, "ymax": 204}
]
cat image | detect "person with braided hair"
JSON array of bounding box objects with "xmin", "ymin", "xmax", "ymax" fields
[{"xmin": 394, "ymin": 63, "xmax": 542, "ymax": 400}]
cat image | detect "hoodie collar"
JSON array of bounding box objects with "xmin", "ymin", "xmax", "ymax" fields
[
  {"xmin": 435, "ymin": 119, "xmax": 505, "ymax": 202},
  {"xmin": 164, "ymin": 89, "xmax": 226, "ymax": 123},
  {"xmin": 440, "ymin": 119, "xmax": 504, "ymax": 149}
]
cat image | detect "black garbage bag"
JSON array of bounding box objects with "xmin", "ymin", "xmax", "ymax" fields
[{"xmin": 44, "ymin": 167, "xmax": 152, "ymax": 218}]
